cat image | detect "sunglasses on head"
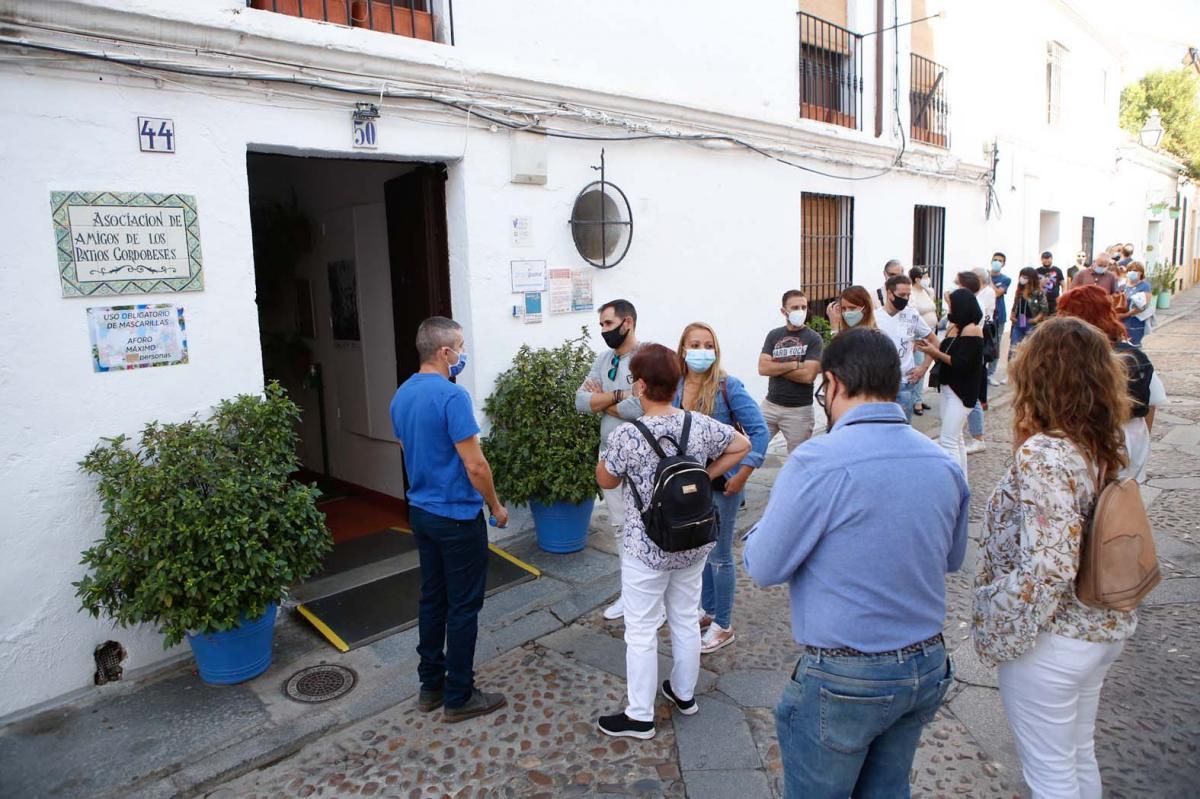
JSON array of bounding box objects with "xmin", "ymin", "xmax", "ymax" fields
[{"xmin": 607, "ymin": 353, "xmax": 620, "ymax": 381}]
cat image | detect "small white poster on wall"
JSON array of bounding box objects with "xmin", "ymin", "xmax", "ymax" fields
[
  {"xmin": 511, "ymin": 216, "xmax": 533, "ymax": 248},
  {"xmin": 87, "ymin": 303, "xmax": 188, "ymax": 372},
  {"xmin": 510, "ymin": 259, "xmax": 547, "ymax": 293}
]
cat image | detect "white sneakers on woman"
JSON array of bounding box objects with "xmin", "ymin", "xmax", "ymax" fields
[{"xmin": 700, "ymin": 623, "xmax": 736, "ymax": 654}]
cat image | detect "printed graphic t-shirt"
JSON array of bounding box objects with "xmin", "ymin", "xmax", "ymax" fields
[
  {"xmin": 390, "ymin": 373, "xmax": 483, "ymax": 520},
  {"xmin": 876, "ymin": 307, "xmax": 933, "ymax": 378},
  {"xmin": 761, "ymin": 325, "xmax": 823, "ymax": 407}
]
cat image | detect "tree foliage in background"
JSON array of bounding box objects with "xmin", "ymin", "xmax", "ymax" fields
[
  {"xmin": 76, "ymin": 383, "xmax": 331, "ymax": 647},
  {"xmin": 483, "ymin": 329, "xmax": 602, "ymax": 506},
  {"xmin": 1120, "ymin": 67, "xmax": 1200, "ymax": 178}
]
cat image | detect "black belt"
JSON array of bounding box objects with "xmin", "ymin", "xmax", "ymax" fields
[{"xmin": 803, "ymin": 633, "xmax": 944, "ymax": 659}]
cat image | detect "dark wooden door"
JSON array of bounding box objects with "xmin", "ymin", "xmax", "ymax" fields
[{"xmin": 384, "ymin": 164, "xmax": 451, "ymax": 385}]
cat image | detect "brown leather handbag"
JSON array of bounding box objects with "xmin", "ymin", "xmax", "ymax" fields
[{"xmin": 1075, "ymin": 471, "xmax": 1162, "ymax": 612}]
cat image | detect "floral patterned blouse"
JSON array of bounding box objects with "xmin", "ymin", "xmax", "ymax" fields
[
  {"xmin": 602, "ymin": 411, "xmax": 733, "ymax": 571},
  {"xmin": 973, "ymin": 433, "xmax": 1137, "ymax": 665}
]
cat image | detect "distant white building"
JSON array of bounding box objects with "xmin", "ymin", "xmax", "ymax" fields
[{"xmin": 0, "ymin": 0, "xmax": 1192, "ymax": 719}]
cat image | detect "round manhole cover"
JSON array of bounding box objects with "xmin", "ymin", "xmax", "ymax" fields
[{"xmin": 283, "ymin": 665, "xmax": 357, "ymax": 703}]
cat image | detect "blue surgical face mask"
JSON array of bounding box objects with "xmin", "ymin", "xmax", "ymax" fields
[
  {"xmin": 1093, "ymin": 266, "xmax": 1107, "ymax": 275},
  {"xmin": 447, "ymin": 348, "xmax": 468, "ymax": 378},
  {"xmin": 684, "ymin": 348, "xmax": 717, "ymax": 372},
  {"xmin": 843, "ymin": 309, "xmax": 865, "ymax": 327},
  {"xmin": 1128, "ymin": 271, "xmax": 1141, "ymax": 282},
  {"xmin": 990, "ymin": 260, "xmax": 1003, "ymax": 272}
]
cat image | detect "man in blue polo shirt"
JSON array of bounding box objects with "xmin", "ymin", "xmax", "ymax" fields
[
  {"xmin": 390, "ymin": 316, "xmax": 508, "ymax": 723},
  {"xmin": 745, "ymin": 328, "xmax": 969, "ymax": 798}
]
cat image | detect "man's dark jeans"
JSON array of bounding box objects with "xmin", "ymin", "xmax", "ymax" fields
[{"xmin": 410, "ymin": 507, "xmax": 488, "ymax": 709}]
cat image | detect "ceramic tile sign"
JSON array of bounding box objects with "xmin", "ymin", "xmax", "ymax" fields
[
  {"xmin": 52, "ymin": 191, "xmax": 203, "ymax": 297},
  {"xmin": 87, "ymin": 304, "xmax": 188, "ymax": 373}
]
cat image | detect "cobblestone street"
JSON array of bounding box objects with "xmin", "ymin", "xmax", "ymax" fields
[{"xmin": 210, "ymin": 294, "xmax": 1200, "ymax": 799}]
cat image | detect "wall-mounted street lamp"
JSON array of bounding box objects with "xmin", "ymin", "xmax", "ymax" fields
[{"xmin": 1140, "ymin": 109, "xmax": 1164, "ymax": 149}]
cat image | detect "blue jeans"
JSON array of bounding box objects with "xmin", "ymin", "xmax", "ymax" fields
[
  {"xmin": 967, "ymin": 401, "xmax": 984, "ymax": 438},
  {"xmin": 410, "ymin": 506, "xmax": 488, "ymax": 709},
  {"xmin": 895, "ymin": 381, "xmax": 922, "ymax": 424},
  {"xmin": 775, "ymin": 643, "xmax": 954, "ymax": 799},
  {"xmin": 1124, "ymin": 317, "xmax": 1146, "ymax": 346},
  {"xmin": 701, "ymin": 489, "xmax": 742, "ymax": 628}
]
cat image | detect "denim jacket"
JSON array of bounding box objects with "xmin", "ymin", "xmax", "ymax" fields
[{"xmin": 672, "ymin": 374, "xmax": 769, "ymax": 478}]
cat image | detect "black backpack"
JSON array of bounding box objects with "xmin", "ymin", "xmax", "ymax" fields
[
  {"xmin": 1115, "ymin": 341, "xmax": 1153, "ymax": 419},
  {"xmin": 629, "ymin": 413, "xmax": 719, "ymax": 553}
]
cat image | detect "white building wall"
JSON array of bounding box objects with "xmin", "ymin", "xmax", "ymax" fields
[{"xmin": 0, "ymin": 0, "xmax": 1185, "ymax": 717}]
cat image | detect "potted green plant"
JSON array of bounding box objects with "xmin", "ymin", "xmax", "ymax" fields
[
  {"xmin": 1151, "ymin": 263, "xmax": 1179, "ymax": 309},
  {"xmin": 483, "ymin": 330, "xmax": 601, "ymax": 553},
  {"xmin": 75, "ymin": 382, "xmax": 331, "ymax": 685},
  {"xmin": 807, "ymin": 315, "xmax": 834, "ymax": 346}
]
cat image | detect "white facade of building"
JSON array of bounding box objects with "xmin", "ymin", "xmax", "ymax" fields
[{"xmin": 0, "ymin": 0, "xmax": 1189, "ymax": 719}]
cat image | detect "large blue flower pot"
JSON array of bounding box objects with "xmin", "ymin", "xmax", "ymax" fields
[
  {"xmin": 186, "ymin": 603, "xmax": 277, "ymax": 685},
  {"xmin": 529, "ymin": 498, "xmax": 595, "ymax": 554}
]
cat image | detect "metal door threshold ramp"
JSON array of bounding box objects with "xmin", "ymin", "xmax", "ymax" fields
[{"xmin": 295, "ymin": 527, "xmax": 540, "ymax": 652}]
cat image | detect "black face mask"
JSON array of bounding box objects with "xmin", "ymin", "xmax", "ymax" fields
[
  {"xmin": 891, "ymin": 295, "xmax": 909, "ymax": 311},
  {"xmin": 601, "ymin": 322, "xmax": 629, "ymax": 350}
]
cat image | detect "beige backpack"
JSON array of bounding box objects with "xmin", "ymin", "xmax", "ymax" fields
[{"xmin": 1075, "ymin": 471, "xmax": 1161, "ymax": 612}]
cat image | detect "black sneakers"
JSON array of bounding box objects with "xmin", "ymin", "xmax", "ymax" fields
[
  {"xmin": 597, "ymin": 712, "xmax": 656, "ymax": 740},
  {"xmin": 443, "ymin": 689, "xmax": 506, "ymax": 723},
  {"xmin": 661, "ymin": 681, "xmax": 698, "ymax": 715},
  {"xmin": 417, "ymin": 687, "xmax": 443, "ymax": 713}
]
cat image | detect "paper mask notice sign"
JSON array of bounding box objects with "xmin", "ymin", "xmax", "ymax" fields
[
  {"xmin": 571, "ymin": 268, "xmax": 594, "ymax": 312},
  {"xmin": 511, "ymin": 216, "xmax": 533, "ymax": 248},
  {"xmin": 87, "ymin": 303, "xmax": 188, "ymax": 372},
  {"xmin": 523, "ymin": 292, "xmax": 543, "ymax": 323},
  {"xmin": 510, "ymin": 260, "xmax": 547, "ymax": 293}
]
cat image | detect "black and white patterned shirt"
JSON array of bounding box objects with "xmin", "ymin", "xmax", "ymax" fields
[{"xmin": 602, "ymin": 411, "xmax": 734, "ymax": 570}]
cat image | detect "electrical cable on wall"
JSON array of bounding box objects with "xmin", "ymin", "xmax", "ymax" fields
[{"xmin": 0, "ymin": 29, "xmax": 987, "ymax": 186}]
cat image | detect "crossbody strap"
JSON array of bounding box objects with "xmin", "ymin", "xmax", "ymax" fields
[{"xmin": 720, "ymin": 379, "xmax": 739, "ymax": 429}]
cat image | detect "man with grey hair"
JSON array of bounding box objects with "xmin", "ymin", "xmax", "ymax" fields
[
  {"xmin": 390, "ymin": 316, "xmax": 508, "ymax": 723},
  {"xmin": 876, "ymin": 259, "xmax": 906, "ymax": 307},
  {"xmin": 1070, "ymin": 252, "xmax": 1120, "ymax": 295}
]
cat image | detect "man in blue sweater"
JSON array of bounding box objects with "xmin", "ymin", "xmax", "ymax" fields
[{"xmin": 745, "ymin": 328, "xmax": 969, "ymax": 798}]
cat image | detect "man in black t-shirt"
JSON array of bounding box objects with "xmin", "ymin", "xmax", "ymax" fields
[
  {"xmin": 1037, "ymin": 251, "xmax": 1066, "ymax": 315},
  {"xmin": 758, "ymin": 289, "xmax": 824, "ymax": 453}
]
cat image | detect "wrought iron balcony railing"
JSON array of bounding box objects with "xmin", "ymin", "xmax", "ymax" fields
[
  {"xmin": 247, "ymin": 1, "xmax": 440, "ymax": 42},
  {"xmin": 798, "ymin": 12, "xmax": 863, "ymax": 131},
  {"xmin": 910, "ymin": 53, "xmax": 949, "ymax": 148}
]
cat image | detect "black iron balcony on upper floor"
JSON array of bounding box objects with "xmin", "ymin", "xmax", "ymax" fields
[{"xmin": 798, "ymin": 12, "xmax": 864, "ymax": 131}]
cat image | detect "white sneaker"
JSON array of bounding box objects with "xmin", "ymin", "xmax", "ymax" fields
[
  {"xmin": 700, "ymin": 623, "xmax": 736, "ymax": 654},
  {"xmin": 999, "ymin": 377, "xmax": 1008, "ymax": 385},
  {"xmin": 603, "ymin": 598, "xmax": 624, "ymax": 620},
  {"xmin": 965, "ymin": 439, "xmax": 987, "ymax": 455}
]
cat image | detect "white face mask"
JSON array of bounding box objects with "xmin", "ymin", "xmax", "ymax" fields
[
  {"xmin": 787, "ymin": 309, "xmax": 807, "ymax": 327},
  {"xmin": 920, "ymin": 278, "xmax": 932, "ymax": 289}
]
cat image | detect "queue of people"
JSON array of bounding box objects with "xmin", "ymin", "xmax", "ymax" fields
[{"xmin": 387, "ymin": 244, "xmax": 1163, "ymax": 795}]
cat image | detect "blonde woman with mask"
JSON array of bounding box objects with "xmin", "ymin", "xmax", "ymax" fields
[{"xmin": 675, "ymin": 322, "xmax": 769, "ymax": 653}]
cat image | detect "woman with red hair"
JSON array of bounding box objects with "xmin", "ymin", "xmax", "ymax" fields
[{"xmin": 1056, "ymin": 285, "xmax": 1167, "ymax": 481}]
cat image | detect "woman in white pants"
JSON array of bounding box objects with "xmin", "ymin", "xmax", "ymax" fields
[
  {"xmin": 915, "ymin": 288, "xmax": 984, "ymax": 480},
  {"xmin": 973, "ymin": 317, "xmax": 1137, "ymax": 798},
  {"xmin": 595, "ymin": 343, "xmax": 749, "ymax": 739}
]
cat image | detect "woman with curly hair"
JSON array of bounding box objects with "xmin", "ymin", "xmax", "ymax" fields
[
  {"xmin": 1057, "ymin": 285, "xmax": 1167, "ymax": 482},
  {"xmin": 973, "ymin": 317, "xmax": 1136, "ymax": 798}
]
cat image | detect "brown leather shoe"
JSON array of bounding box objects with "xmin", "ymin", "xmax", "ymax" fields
[{"xmin": 443, "ymin": 690, "xmax": 507, "ymax": 723}]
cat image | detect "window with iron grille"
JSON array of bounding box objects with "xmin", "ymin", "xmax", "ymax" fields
[
  {"xmin": 802, "ymin": 193, "xmax": 855, "ymax": 317},
  {"xmin": 798, "ymin": 13, "xmax": 863, "ymax": 130},
  {"xmin": 1081, "ymin": 216, "xmax": 1095, "ymax": 263},
  {"xmin": 1046, "ymin": 42, "xmax": 1067, "ymax": 125},
  {"xmin": 910, "ymin": 54, "xmax": 949, "ymax": 148},
  {"xmin": 913, "ymin": 205, "xmax": 946, "ymax": 298},
  {"xmin": 246, "ymin": 1, "xmax": 439, "ymax": 42}
]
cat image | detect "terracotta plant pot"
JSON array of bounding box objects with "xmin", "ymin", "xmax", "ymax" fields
[
  {"xmin": 250, "ymin": 0, "xmax": 352, "ymax": 25},
  {"xmin": 350, "ymin": 1, "xmax": 435, "ymax": 40}
]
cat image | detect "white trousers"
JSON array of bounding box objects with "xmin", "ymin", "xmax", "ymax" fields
[
  {"xmin": 603, "ymin": 485, "xmax": 626, "ymax": 530},
  {"xmin": 938, "ymin": 386, "xmax": 970, "ymax": 481},
  {"xmin": 621, "ymin": 555, "xmax": 705, "ymax": 722},
  {"xmin": 998, "ymin": 632, "xmax": 1125, "ymax": 799}
]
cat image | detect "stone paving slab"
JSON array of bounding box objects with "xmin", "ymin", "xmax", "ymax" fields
[
  {"xmin": 537, "ymin": 625, "xmax": 718, "ymax": 696},
  {"xmin": 683, "ymin": 767, "xmax": 774, "ymax": 799},
  {"xmin": 716, "ymin": 669, "xmax": 791, "ymax": 708},
  {"xmin": 674, "ymin": 693, "xmax": 762, "ymax": 772}
]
